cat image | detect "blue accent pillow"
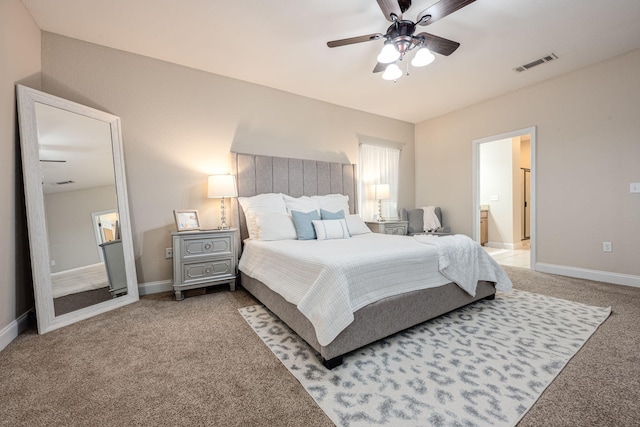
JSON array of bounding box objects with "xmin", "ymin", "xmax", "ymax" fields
[
  {"xmin": 320, "ymin": 209, "xmax": 345, "ymax": 220},
  {"xmin": 291, "ymin": 210, "xmax": 321, "ymax": 240}
]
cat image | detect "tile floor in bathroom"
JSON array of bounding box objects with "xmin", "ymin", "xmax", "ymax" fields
[{"xmin": 483, "ymin": 240, "xmax": 531, "ymax": 269}]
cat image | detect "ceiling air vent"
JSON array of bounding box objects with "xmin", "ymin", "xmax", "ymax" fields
[
  {"xmin": 514, "ymin": 53, "xmax": 558, "ymax": 73},
  {"xmin": 52, "ymin": 180, "xmax": 75, "ymax": 186}
]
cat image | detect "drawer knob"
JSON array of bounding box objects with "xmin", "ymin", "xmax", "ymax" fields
[
  {"xmin": 205, "ymin": 268, "xmax": 212, "ymax": 274},
  {"xmin": 204, "ymin": 243, "xmax": 212, "ymax": 250}
]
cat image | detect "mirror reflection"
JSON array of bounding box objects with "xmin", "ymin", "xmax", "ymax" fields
[{"xmin": 34, "ymin": 101, "xmax": 128, "ymax": 316}]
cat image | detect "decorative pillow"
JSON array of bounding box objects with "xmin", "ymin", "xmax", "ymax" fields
[
  {"xmin": 291, "ymin": 210, "xmax": 321, "ymax": 240},
  {"xmin": 312, "ymin": 219, "xmax": 350, "ymax": 240},
  {"xmin": 345, "ymin": 214, "xmax": 372, "ymax": 235},
  {"xmin": 312, "ymin": 194, "xmax": 350, "ymax": 216},
  {"xmin": 320, "ymin": 209, "xmax": 345, "ymax": 220},
  {"xmin": 283, "ymin": 195, "xmax": 320, "ymax": 215},
  {"xmin": 238, "ymin": 193, "xmax": 286, "ymax": 239},
  {"xmin": 401, "ymin": 208, "xmax": 424, "ymax": 235},
  {"xmin": 254, "ymin": 213, "xmax": 297, "ymax": 241}
]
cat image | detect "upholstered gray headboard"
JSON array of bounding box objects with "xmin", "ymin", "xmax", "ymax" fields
[{"xmin": 230, "ymin": 152, "xmax": 358, "ymax": 241}]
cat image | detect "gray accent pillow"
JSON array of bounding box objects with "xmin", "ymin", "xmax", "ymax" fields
[
  {"xmin": 401, "ymin": 208, "xmax": 424, "ymax": 235},
  {"xmin": 291, "ymin": 210, "xmax": 321, "ymax": 240}
]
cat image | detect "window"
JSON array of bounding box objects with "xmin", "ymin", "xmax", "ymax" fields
[{"xmin": 358, "ymin": 142, "xmax": 400, "ymax": 221}]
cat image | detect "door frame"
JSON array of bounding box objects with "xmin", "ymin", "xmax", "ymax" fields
[
  {"xmin": 91, "ymin": 209, "xmax": 118, "ymax": 263},
  {"xmin": 472, "ymin": 126, "xmax": 537, "ymax": 270}
]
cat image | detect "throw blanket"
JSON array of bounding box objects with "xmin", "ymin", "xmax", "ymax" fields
[
  {"xmin": 414, "ymin": 234, "xmax": 513, "ymax": 296},
  {"xmin": 421, "ymin": 205, "xmax": 441, "ymax": 231}
]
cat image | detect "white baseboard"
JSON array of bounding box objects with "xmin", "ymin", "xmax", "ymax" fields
[
  {"xmin": 535, "ymin": 263, "xmax": 640, "ymax": 288},
  {"xmin": 487, "ymin": 241, "xmax": 521, "ymax": 250},
  {"xmin": 0, "ymin": 310, "xmax": 33, "ymax": 352},
  {"xmin": 138, "ymin": 279, "xmax": 173, "ymax": 296}
]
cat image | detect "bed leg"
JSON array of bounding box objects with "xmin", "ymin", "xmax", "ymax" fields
[
  {"xmin": 484, "ymin": 293, "xmax": 496, "ymax": 301},
  {"xmin": 322, "ymin": 355, "xmax": 343, "ymax": 370}
]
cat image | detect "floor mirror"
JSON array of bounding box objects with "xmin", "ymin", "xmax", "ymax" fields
[{"xmin": 17, "ymin": 85, "xmax": 139, "ymax": 334}]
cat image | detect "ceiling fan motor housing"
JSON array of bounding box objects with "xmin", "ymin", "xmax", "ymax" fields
[{"xmin": 387, "ymin": 20, "xmax": 417, "ymax": 55}]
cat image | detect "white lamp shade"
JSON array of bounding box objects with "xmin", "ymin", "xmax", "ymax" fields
[
  {"xmin": 373, "ymin": 184, "xmax": 390, "ymax": 200},
  {"xmin": 208, "ymin": 175, "xmax": 238, "ymax": 198},
  {"xmin": 377, "ymin": 43, "xmax": 401, "ymax": 64},
  {"xmin": 411, "ymin": 47, "xmax": 435, "ymax": 67},
  {"xmin": 382, "ymin": 63, "xmax": 403, "ymax": 81}
]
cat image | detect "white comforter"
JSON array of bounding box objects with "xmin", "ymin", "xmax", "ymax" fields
[{"xmin": 239, "ymin": 233, "xmax": 511, "ymax": 346}]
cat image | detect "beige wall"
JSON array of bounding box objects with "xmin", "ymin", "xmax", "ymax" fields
[
  {"xmin": 0, "ymin": 0, "xmax": 41, "ymax": 339},
  {"xmin": 39, "ymin": 33, "xmax": 416, "ymax": 285},
  {"xmin": 479, "ymin": 138, "xmax": 516, "ymax": 246},
  {"xmin": 416, "ymin": 48, "xmax": 640, "ymax": 278}
]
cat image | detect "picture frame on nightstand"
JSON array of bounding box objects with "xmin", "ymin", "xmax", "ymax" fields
[{"xmin": 174, "ymin": 209, "xmax": 201, "ymax": 231}]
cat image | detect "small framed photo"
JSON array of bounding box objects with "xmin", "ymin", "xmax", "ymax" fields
[{"xmin": 174, "ymin": 210, "xmax": 201, "ymax": 232}]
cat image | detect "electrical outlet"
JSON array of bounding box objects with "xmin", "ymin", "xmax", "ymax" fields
[
  {"xmin": 603, "ymin": 242, "xmax": 612, "ymax": 252},
  {"xmin": 165, "ymin": 247, "xmax": 173, "ymax": 259},
  {"xmin": 631, "ymin": 183, "xmax": 640, "ymax": 193}
]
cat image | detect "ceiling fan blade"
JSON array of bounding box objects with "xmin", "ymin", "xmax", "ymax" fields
[
  {"xmin": 327, "ymin": 33, "xmax": 383, "ymax": 48},
  {"xmin": 416, "ymin": 0, "xmax": 476, "ymax": 26},
  {"xmin": 416, "ymin": 32, "xmax": 460, "ymax": 56},
  {"xmin": 373, "ymin": 62, "xmax": 387, "ymax": 73},
  {"xmin": 376, "ymin": 0, "xmax": 403, "ymax": 22}
]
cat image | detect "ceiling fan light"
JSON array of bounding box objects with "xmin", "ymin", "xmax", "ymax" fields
[
  {"xmin": 382, "ymin": 63, "xmax": 402, "ymax": 81},
  {"xmin": 377, "ymin": 43, "xmax": 401, "ymax": 64},
  {"xmin": 411, "ymin": 47, "xmax": 435, "ymax": 67}
]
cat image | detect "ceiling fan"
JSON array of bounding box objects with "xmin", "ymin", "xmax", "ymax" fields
[{"xmin": 327, "ymin": 0, "xmax": 476, "ymax": 80}]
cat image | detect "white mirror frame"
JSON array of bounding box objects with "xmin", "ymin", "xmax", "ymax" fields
[{"xmin": 16, "ymin": 85, "xmax": 139, "ymax": 334}]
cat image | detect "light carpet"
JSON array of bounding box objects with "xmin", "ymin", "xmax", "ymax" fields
[{"xmin": 239, "ymin": 289, "xmax": 611, "ymax": 427}]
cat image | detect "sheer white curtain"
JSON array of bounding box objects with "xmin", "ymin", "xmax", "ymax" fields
[{"xmin": 358, "ymin": 143, "xmax": 400, "ymax": 221}]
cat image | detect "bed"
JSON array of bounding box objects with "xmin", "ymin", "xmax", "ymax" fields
[{"xmin": 230, "ymin": 152, "xmax": 511, "ymax": 368}]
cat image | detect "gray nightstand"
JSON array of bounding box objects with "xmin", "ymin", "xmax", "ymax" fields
[
  {"xmin": 365, "ymin": 220, "xmax": 408, "ymax": 236},
  {"xmin": 171, "ymin": 229, "xmax": 237, "ymax": 301}
]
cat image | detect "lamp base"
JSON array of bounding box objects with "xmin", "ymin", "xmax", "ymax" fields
[{"xmin": 376, "ymin": 199, "xmax": 385, "ymax": 222}]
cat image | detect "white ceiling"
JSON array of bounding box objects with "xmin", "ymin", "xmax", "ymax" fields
[
  {"xmin": 21, "ymin": 0, "xmax": 640, "ymax": 123},
  {"xmin": 35, "ymin": 101, "xmax": 115, "ymax": 194}
]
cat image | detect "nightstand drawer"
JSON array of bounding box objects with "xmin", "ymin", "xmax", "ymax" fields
[
  {"xmin": 182, "ymin": 258, "xmax": 234, "ymax": 285},
  {"xmin": 384, "ymin": 225, "xmax": 407, "ymax": 235},
  {"xmin": 180, "ymin": 235, "xmax": 233, "ymax": 260},
  {"xmin": 366, "ymin": 221, "xmax": 408, "ymax": 236}
]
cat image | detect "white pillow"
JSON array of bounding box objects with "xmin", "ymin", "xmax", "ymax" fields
[
  {"xmin": 312, "ymin": 219, "xmax": 350, "ymax": 240},
  {"xmin": 283, "ymin": 195, "xmax": 320, "ymax": 214},
  {"xmin": 238, "ymin": 193, "xmax": 287, "ymax": 239},
  {"xmin": 346, "ymin": 214, "xmax": 372, "ymax": 235},
  {"xmin": 255, "ymin": 213, "xmax": 297, "ymax": 241},
  {"xmin": 312, "ymin": 194, "xmax": 350, "ymax": 216}
]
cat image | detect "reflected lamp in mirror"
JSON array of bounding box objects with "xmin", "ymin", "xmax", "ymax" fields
[
  {"xmin": 372, "ymin": 184, "xmax": 390, "ymax": 222},
  {"xmin": 208, "ymin": 175, "xmax": 238, "ymax": 229}
]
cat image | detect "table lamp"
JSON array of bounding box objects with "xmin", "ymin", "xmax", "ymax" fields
[{"xmin": 208, "ymin": 175, "xmax": 238, "ymax": 229}]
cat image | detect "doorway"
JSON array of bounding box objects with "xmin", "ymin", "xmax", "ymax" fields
[
  {"xmin": 91, "ymin": 209, "xmax": 119, "ymax": 263},
  {"xmin": 472, "ymin": 127, "xmax": 536, "ymax": 270}
]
